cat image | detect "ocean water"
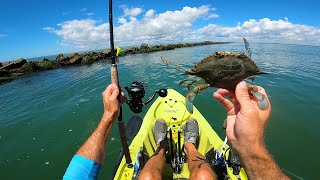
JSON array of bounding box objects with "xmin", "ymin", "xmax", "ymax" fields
[{"xmin": 0, "ymin": 43, "xmax": 319, "ymax": 179}]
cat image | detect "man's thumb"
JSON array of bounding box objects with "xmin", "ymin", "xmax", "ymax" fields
[{"xmin": 235, "ymin": 81, "xmax": 251, "ymax": 107}]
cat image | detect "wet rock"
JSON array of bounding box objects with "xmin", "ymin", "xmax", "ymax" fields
[
  {"xmin": 103, "ymin": 49, "xmax": 111, "ymax": 56},
  {"xmin": 0, "ymin": 70, "xmax": 10, "ymax": 77},
  {"xmin": 0, "ymin": 76, "xmax": 14, "ymax": 83},
  {"xmin": 140, "ymin": 43, "xmax": 149, "ymax": 50},
  {"xmin": 81, "ymin": 56, "xmax": 92, "ymax": 64},
  {"xmin": 57, "ymin": 53, "xmax": 82, "ymax": 65},
  {"xmin": 37, "ymin": 59, "xmax": 56, "ymax": 70},
  {"xmin": 56, "ymin": 54, "xmax": 64, "ymax": 62},
  {"xmin": 0, "ymin": 58, "xmax": 27, "ymax": 70},
  {"xmin": 56, "ymin": 54, "xmax": 69, "ymax": 64},
  {"xmin": 68, "ymin": 55, "xmax": 82, "ymax": 65},
  {"xmin": 10, "ymin": 62, "xmax": 40, "ymax": 74}
]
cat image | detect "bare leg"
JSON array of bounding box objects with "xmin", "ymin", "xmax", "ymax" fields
[
  {"xmin": 186, "ymin": 143, "xmax": 216, "ymax": 180},
  {"xmin": 139, "ymin": 144, "xmax": 166, "ymax": 180}
]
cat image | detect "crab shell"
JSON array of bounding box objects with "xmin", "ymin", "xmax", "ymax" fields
[{"xmin": 184, "ymin": 52, "xmax": 267, "ymax": 89}]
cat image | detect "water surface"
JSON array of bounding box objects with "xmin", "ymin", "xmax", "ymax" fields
[{"xmin": 0, "ymin": 43, "xmax": 319, "ymax": 179}]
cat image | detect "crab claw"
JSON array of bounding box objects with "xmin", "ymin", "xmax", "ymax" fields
[
  {"xmin": 186, "ymin": 92, "xmax": 196, "ymax": 114},
  {"xmin": 250, "ymin": 90, "xmax": 269, "ymax": 110}
]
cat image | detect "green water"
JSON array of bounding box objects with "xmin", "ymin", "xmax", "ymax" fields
[{"xmin": 0, "ymin": 43, "xmax": 319, "ymax": 179}]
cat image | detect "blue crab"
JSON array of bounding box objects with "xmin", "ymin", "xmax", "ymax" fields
[{"xmin": 161, "ymin": 41, "xmax": 269, "ymax": 113}]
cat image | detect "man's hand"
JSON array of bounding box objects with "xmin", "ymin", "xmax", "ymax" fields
[
  {"xmin": 102, "ymin": 84, "xmax": 126, "ymax": 122},
  {"xmin": 213, "ymin": 81, "xmax": 271, "ymax": 151}
]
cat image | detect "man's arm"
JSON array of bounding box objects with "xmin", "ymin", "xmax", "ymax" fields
[
  {"xmin": 214, "ymin": 81, "xmax": 289, "ymax": 180},
  {"xmin": 63, "ymin": 84, "xmax": 124, "ymax": 179},
  {"xmin": 236, "ymin": 142, "xmax": 288, "ymax": 179}
]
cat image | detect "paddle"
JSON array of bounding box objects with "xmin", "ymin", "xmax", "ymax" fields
[{"xmin": 108, "ymin": 0, "xmax": 132, "ymax": 165}]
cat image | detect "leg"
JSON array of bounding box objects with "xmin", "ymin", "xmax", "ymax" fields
[
  {"xmin": 139, "ymin": 144, "xmax": 166, "ymax": 180},
  {"xmin": 183, "ymin": 119, "xmax": 216, "ymax": 180},
  {"xmin": 186, "ymin": 83, "xmax": 210, "ymax": 113},
  {"xmin": 139, "ymin": 119, "xmax": 167, "ymax": 180},
  {"xmin": 186, "ymin": 143, "xmax": 216, "ymax": 180},
  {"xmin": 247, "ymin": 83, "xmax": 269, "ymax": 110},
  {"xmin": 186, "ymin": 79, "xmax": 205, "ymax": 91},
  {"xmin": 179, "ymin": 78, "xmax": 197, "ymax": 86}
]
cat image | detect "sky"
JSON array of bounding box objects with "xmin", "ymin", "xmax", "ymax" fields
[{"xmin": 0, "ymin": 0, "xmax": 319, "ymax": 61}]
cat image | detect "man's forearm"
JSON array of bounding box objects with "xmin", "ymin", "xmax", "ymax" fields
[
  {"xmin": 77, "ymin": 114, "xmax": 114, "ymax": 164},
  {"xmin": 236, "ymin": 143, "xmax": 290, "ymax": 180}
]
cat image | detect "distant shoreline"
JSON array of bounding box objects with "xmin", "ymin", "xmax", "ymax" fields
[{"xmin": 0, "ymin": 41, "xmax": 233, "ymax": 85}]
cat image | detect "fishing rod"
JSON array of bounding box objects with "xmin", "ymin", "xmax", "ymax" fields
[{"xmin": 108, "ymin": 0, "xmax": 132, "ymax": 165}]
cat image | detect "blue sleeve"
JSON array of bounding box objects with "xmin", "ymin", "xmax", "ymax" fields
[{"xmin": 63, "ymin": 155, "xmax": 102, "ymax": 180}]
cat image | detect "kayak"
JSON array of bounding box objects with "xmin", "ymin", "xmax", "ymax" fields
[{"xmin": 113, "ymin": 89, "xmax": 248, "ymax": 179}]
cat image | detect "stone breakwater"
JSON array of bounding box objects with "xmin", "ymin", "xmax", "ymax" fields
[{"xmin": 0, "ymin": 41, "xmax": 232, "ymax": 84}]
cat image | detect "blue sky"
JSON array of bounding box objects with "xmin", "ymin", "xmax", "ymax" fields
[{"xmin": 0, "ymin": 0, "xmax": 319, "ymax": 62}]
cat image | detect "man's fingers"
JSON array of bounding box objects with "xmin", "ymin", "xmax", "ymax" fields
[
  {"xmin": 102, "ymin": 84, "xmax": 114, "ymax": 98},
  {"xmin": 216, "ymin": 88, "xmax": 236, "ymax": 99},
  {"xmin": 109, "ymin": 84, "xmax": 120, "ymax": 100},
  {"xmin": 235, "ymin": 81, "xmax": 252, "ymax": 107},
  {"xmin": 213, "ymin": 92, "xmax": 234, "ymax": 112}
]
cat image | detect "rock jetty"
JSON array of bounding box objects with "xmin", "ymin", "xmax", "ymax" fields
[{"xmin": 0, "ymin": 41, "xmax": 232, "ymax": 84}]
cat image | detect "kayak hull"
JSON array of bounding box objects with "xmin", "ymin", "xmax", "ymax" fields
[{"xmin": 114, "ymin": 89, "xmax": 247, "ymax": 179}]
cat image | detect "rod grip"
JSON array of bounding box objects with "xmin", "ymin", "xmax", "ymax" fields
[{"xmin": 111, "ymin": 64, "xmax": 119, "ymax": 85}]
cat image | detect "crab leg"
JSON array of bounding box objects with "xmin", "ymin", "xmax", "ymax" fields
[
  {"xmin": 186, "ymin": 83, "xmax": 210, "ymax": 113},
  {"xmin": 160, "ymin": 56, "xmax": 184, "ymax": 71},
  {"xmin": 247, "ymin": 84, "xmax": 269, "ymax": 110},
  {"xmin": 179, "ymin": 78, "xmax": 197, "ymax": 86},
  {"xmin": 186, "ymin": 79, "xmax": 205, "ymax": 91}
]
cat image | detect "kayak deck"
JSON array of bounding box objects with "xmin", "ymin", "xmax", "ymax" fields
[{"xmin": 114, "ymin": 89, "xmax": 247, "ymax": 179}]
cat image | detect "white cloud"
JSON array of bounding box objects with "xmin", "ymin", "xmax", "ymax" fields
[
  {"xmin": 44, "ymin": 19, "xmax": 109, "ymax": 50},
  {"xmin": 145, "ymin": 9, "xmax": 155, "ymax": 18},
  {"xmin": 62, "ymin": 11, "xmax": 72, "ymax": 17},
  {"xmin": 0, "ymin": 34, "xmax": 8, "ymax": 37},
  {"xmin": 208, "ymin": 13, "xmax": 219, "ymax": 19},
  {"xmin": 44, "ymin": 5, "xmax": 320, "ymax": 51},
  {"xmin": 86, "ymin": 12, "xmax": 94, "ymax": 16},
  {"xmin": 122, "ymin": 7, "xmax": 143, "ymax": 18},
  {"xmin": 42, "ymin": 27, "xmax": 55, "ymax": 31},
  {"xmin": 80, "ymin": 8, "xmax": 87, "ymax": 12},
  {"xmin": 195, "ymin": 18, "xmax": 320, "ymax": 45}
]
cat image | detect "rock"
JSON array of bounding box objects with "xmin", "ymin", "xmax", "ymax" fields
[
  {"xmin": 0, "ymin": 70, "xmax": 10, "ymax": 77},
  {"xmin": 0, "ymin": 58, "xmax": 27, "ymax": 70},
  {"xmin": 56, "ymin": 54, "xmax": 67, "ymax": 63},
  {"xmin": 103, "ymin": 49, "xmax": 111, "ymax": 55},
  {"xmin": 81, "ymin": 55, "xmax": 94, "ymax": 64},
  {"xmin": 57, "ymin": 53, "xmax": 83, "ymax": 65},
  {"xmin": 140, "ymin": 43, "xmax": 149, "ymax": 50},
  {"xmin": 67, "ymin": 53, "xmax": 80, "ymax": 59},
  {"xmin": 68, "ymin": 55, "xmax": 82, "ymax": 65},
  {"xmin": 10, "ymin": 62, "xmax": 40, "ymax": 74},
  {"xmin": 42, "ymin": 58, "xmax": 50, "ymax": 62},
  {"xmin": 86, "ymin": 51, "xmax": 97, "ymax": 56},
  {"xmin": 37, "ymin": 60, "xmax": 55, "ymax": 70},
  {"xmin": 0, "ymin": 63, "xmax": 2, "ymax": 67},
  {"xmin": 0, "ymin": 76, "xmax": 14, "ymax": 84}
]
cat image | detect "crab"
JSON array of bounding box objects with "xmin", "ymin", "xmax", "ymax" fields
[{"xmin": 161, "ymin": 51, "xmax": 269, "ymax": 113}]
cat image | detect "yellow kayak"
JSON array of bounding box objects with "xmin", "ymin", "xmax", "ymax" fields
[{"xmin": 113, "ymin": 89, "xmax": 248, "ymax": 179}]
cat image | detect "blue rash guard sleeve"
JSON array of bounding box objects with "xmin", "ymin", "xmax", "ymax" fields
[{"xmin": 63, "ymin": 155, "xmax": 102, "ymax": 180}]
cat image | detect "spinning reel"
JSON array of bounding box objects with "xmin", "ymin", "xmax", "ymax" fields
[{"xmin": 125, "ymin": 81, "xmax": 167, "ymax": 113}]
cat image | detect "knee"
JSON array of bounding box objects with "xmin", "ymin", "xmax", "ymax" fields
[
  {"xmin": 190, "ymin": 168, "xmax": 216, "ymax": 180},
  {"xmin": 139, "ymin": 170, "xmax": 161, "ymax": 180}
]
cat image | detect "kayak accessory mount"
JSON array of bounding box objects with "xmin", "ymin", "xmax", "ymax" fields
[{"xmin": 125, "ymin": 81, "xmax": 167, "ymax": 113}]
